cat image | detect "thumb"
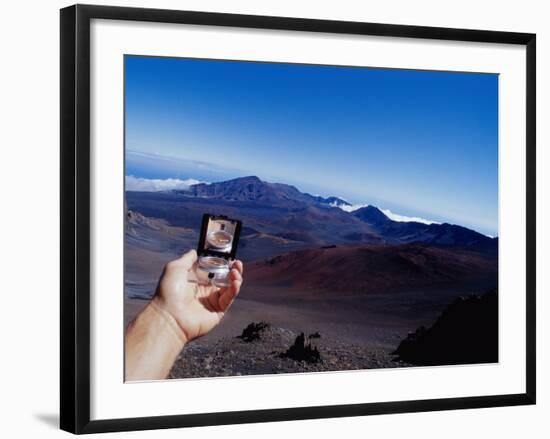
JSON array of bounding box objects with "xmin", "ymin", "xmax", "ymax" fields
[{"xmin": 171, "ymin": 249, "xmax": 197, "ymax": 270}]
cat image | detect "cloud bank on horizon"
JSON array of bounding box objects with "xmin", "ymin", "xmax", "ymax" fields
[
  {"xmin": 381, "ymin": 208, "xmax": 440, "ymax": 225},
  {"xmin": 125, "ymin": 175, "xmax": 205, "ymax": 192},
  {"xmin": 331, "ymin": 201, "xmax": 438, "ymax": 225}
]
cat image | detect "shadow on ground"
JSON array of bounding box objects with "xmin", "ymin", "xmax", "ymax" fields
[{"xmin": 34, "ymin": 413, "xmax": 58, "ymax": 430}]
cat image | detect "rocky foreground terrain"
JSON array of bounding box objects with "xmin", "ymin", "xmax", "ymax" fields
[
  {"xmin": 169, "ymin": 322, "xmax": 410, "ymax": 379},
  {"xmin": 168, "ymin": 289, "xmax": 498, "ymax": 379}
]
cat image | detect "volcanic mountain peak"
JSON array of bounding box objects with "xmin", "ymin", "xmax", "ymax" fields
[
  {"xmin": 352, "ymin": 206, "xmax": 496, "ymax": 251},
  {"xmin": 182, "ymin": 175, "xmax": 276, "ymax": 202},
  {"xmin": 181, "ymin": 175, "xmax": 349, "ymax": 207},
  {"xmin": 313, "ymin": 195, "xmax": 351, "ymax": 207},
  {"xmin": 353, "ymin": 205, "xmax": 391, "ymax": 225},
  {"xmin": 233, "ymin": 175, "xmax": 261, "ymax": 183}
]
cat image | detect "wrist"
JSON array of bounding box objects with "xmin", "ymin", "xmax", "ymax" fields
[
  {"xmin": 124, "ymin": 297, "xmax": 188, "ymax": 381},
  {"xmin": 150, "ymin": 296, "xmax": 189, "ymax": 346}
]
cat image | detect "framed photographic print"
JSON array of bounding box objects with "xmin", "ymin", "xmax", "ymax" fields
[{"xmin": 60, "ymin": 4, "xmax": 536, "ymax": 434}]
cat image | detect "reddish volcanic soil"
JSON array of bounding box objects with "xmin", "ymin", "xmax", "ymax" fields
[
  {"xmin": 243, "ymin": 243, "xmax": 497, "ymax": 296},
  {"xmin": 125, "ymin": 242, "xmax": 497, "ymax": 351}
]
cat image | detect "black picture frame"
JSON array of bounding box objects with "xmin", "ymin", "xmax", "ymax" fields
[{"xmin": 60, "ymin": 4, "xmax": 536, "ymax": 434}]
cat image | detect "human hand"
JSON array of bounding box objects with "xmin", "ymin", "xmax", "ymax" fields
[{"xmin": 152, "ymin": 250, "xmax": 244, "ymax": 343}]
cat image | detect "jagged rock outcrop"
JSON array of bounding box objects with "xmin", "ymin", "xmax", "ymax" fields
[{"xmin": 393, "ymin": 289, "xmax": 498, "ymax": 365}]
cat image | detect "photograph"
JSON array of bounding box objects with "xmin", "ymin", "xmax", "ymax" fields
[{"xmin": 123, "ymin": 55, "xmax": 499, "ymax": 381}]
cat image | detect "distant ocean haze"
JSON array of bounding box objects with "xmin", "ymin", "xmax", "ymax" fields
[{"xmin": 125, "ymin": 149, "xmax": 245, "ymax": 183}]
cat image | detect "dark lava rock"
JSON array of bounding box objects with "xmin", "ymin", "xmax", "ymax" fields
[
  {"xmin": 308, "ymin": 332, "xmax": 321, "ymax": 339},
  {"xmin": 169, "ymin": 324, "xmax": 408, "ymax": 379},
  {"xmin": 237, "ymin": 321, "xmax": 270, "ymax": 342},
  {"xmin": 393, "ymin": 289, "xmax": 498, "ymax": 365},
  {"xmin": 281, "ymin": 333, "xmax": 321, "ymax": 363}
]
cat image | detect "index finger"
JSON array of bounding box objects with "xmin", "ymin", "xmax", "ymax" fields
[{"xmin": 232, "ymin": 260, "xmax": 244, "ymax": 276}]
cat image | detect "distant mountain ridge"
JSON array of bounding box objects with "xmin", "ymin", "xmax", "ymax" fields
[
  {"xmin": 177, "ymin": 176, "xmax": 350, "ymax": 207},
  {"xmin": 172, "ymin": 175, "xmax": 496, "ymax": 252},
  {"xmin": 132, "ymin": 178, "xmax": 382, "ymax": 256},
  {"xmin": 353, "ymin": 206, "xmax": 497, "ymax": 252}
]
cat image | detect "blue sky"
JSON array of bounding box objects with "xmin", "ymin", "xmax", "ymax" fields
[{"xmin": 125, "ymin": 55, "xmax": 498, "ymax": 236}]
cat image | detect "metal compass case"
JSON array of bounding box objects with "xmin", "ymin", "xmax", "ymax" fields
[{"xmin": 192, "ymin": 214, "xmax": 242, "ymax": 287}]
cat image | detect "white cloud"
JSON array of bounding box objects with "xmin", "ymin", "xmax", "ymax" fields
[
  {"xmin": 125, "ymin": 175, "xmax": 204, "ymax": 192},
  {"xmin": 381, "ymin": 209, "xmax": 440, "ymax": 225},
  {"xmin": 331, "ymin": 201, "xmax": 439, "ymax": 225},
  {"xmin": 330, "ymin": 202, "xmax": 369, "ymax": 212}
]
